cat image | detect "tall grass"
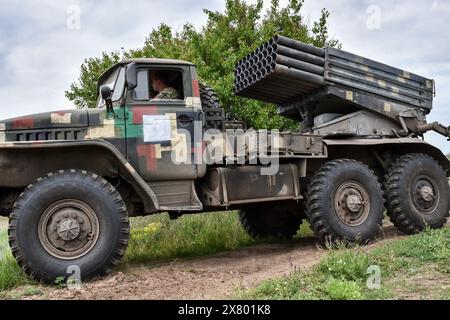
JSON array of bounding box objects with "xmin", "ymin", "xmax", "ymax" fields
[
  {"xmin": 0, "ymin": 228, "xmax": 28, "ymax": 292},
  {"xmin": 125, "ymin": 212, "xmax": 257, "ymax": 263},
  {"xmin": 125, "ymin": 211, "xmax": 314, "ymax": 264}
]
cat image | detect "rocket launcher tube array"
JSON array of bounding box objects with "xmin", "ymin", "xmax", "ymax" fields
[
  {"xmin": 234, "ymin": 35, "xmax": 434, "ymax": 112},
  {"xmin": 234, "ymin": 35, "xmax": 326, "ymax": 103}
]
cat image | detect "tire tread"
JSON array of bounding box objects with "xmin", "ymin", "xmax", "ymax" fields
[{"xmin": 8, "ymin": 170, "xmax": 130, "ymax": 283}]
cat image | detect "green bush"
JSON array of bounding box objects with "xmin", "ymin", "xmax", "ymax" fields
[
  {"xmin": 318, "ymin": 250, "xmax": 371, "ymax": 283},
  {"xmin": 126, "ymin": 212, "xmax": 257, "ymax": 263},
  {"xmin": 325, "ymin": 278, "xmax": 363, "ymax": 300}
]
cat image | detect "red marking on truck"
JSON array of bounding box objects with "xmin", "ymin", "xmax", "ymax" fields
[
  {"xmin": 12, "ymin": 117, "xmax": 34, "ymax": 129},
  {"xmin": 192, "ymin": 80, "xmax": 200, "ymax": 98},
  {"xmin": 192, "ymin": 142, "xmax": 205, "ymax": 154},
  {"xmin": 136, "ymin": 144, "xmax": 157, "ymax": 171},
  {"xmin": 132, "ymin": 106, "xmax": 158, "ymax": 124}
]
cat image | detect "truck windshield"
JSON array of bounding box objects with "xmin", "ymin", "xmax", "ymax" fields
[{"xmin": 96, "ymin": 67, "xmax": 126, "ymax": 108}]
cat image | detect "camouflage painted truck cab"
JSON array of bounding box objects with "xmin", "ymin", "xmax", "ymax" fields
[{"xmin": 1, "ymin": 37, "xmax": 450, "ymax": 284}]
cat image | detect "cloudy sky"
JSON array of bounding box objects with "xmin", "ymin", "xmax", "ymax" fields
[{"xmin": 0, "ymin": 0, "xmax": 449, "ymax": 152}]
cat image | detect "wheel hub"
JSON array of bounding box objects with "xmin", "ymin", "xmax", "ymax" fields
[
  {"xmin": 412, "ymin": 176, "xmax": 439, "ymax": 213},
  {"xmin": 38, "ymin": 200, "xmax": 99, "ymax": 260},
  {"xmin": 346, "ymin": 194, "xmax": 363, "ymax": 212},
  {"xmin": 56, "ymin": 218, "xmax": 81, "ymax": 241},
  {"xmin": 334, "ymin": 181, "xmax": 370, "ymax": 227},
  {"xmin": 419, "ymin": 185, "xmax": 434, "ymax": 202}
]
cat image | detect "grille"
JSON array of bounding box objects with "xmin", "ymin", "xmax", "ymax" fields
[{"xmin": 15, "ymin": 130, "xmax": 83, "ymax": 142}]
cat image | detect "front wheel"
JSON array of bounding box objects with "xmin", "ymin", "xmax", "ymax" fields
[
  {"xmin": 305, "ymin": 159, "xmax": 384, "ymax": 245},
  {"xmin": 8, "ymin": 170, "xmax": 130, "ymax": 283}
]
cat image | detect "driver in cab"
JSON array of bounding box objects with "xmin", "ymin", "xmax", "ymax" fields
[{"xmin": 150, "ymin": 71, "xmax": 180, "ymax": 100}]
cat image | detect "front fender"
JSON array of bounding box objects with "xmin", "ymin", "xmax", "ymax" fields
[{"xmin": 0, "ymin": 140, "xmax": 160, "ymax": 213}]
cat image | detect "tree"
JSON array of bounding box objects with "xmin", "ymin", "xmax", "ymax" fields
[
  {"xmin": 65, "ymin": 52, "xmax": 122, "ymax": 109},
  {"xmin": 65, "ymin": 0, "xmax": 340, "ymax": 130}
]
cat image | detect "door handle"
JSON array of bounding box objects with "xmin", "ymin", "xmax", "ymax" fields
[
  {"xmin": 198, "ymin": 111, "xmax": 206, "ymax": 127},
  {"xmin": 178, "ymin": 114, "xmax": 194, "ymax": 123}
]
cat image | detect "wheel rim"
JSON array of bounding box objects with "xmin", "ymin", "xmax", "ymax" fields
[
  {"xmin": 411, "ymin": 175, "xmax": 440, "ymax": 214},
  {"xmin": 38, "ymin": 199, "xmax": 100, "ymax": 260},
  {"xmin": 334, "ymin": 181, "xmax": 370, "ymax": 227}
]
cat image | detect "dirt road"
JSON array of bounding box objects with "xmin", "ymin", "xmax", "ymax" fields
[{"xmin": 23, "ymin": 225, "xmax": 404, "ymax": 300}]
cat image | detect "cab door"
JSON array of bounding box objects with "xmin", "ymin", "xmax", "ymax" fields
[{"xmin": 124, "ymin": 66, "xmax": 201, "ymax": 182}]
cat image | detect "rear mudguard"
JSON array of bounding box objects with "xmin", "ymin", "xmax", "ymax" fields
[{"xmin": 324, "ymin": 138, "xmax": 450, "ymax": 173}]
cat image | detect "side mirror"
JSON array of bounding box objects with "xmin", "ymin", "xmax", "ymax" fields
[
  {"xmin": 100, "ymin": 85, "xmax": 114, "ymax": 113},
  {"xmin": 100, "ymin": 85, "xmax": 112, "ymax": 100},
  {"xmin": 125, "ymin": 62, "xmax": 138, "ymax": 90}
]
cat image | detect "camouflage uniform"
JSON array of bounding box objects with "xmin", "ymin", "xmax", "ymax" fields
[{"xmin": 154, "ymin": 87, "xmax": 179, "ymax": 100}]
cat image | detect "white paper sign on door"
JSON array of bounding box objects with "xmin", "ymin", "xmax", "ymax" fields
[{"xmin": 143, "ymin": 115, "xmax": 172, "ymax": 143}]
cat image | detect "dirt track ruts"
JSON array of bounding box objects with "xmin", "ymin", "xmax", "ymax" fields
[{"xmin": 24, "ymin": 225, "xmax": 407, "ymax": 300}]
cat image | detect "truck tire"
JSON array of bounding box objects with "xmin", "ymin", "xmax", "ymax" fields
[
  {"xmin": 200, "ymin": 83, "xmax": 223, "ymax": 130},
  {"xmin": 384, "ymin": 154, "xmax": 450, "ymax": 235},
  {"xmin": 239, "ymin": 203, "xmax": 302, "ymax": 240},
  {"xmin": 8, "ymin": 170, "xmax": 129, "ymax": 283},
  {"xmin": 305, "ymin": 159, "xmax": 384, "ymax": 245}
]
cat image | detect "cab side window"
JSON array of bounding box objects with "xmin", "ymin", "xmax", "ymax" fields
[
  {"xmin": 131, "ymin": 70, "xmax": 150, "ymax": 101},
  {"xmin": 130, "ymin": 68, "xmax": 185, "ymax": 102}
]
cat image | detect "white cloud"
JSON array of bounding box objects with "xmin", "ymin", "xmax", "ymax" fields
[
  {"xmin": 0, "ymin": 0, "xmax": 223, "ymax": 119},
  {"xmin": 299, "ymin": 0, "xmax": 450, "ymax": 153}
]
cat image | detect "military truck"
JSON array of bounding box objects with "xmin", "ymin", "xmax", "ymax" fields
[{"xmin": 1, "ymin": 36, "xmax": 449, "ymax": 283}]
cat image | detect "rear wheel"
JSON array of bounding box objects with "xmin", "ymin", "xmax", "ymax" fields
[
  {"xmin": 305, "ymin": 159, "xmax": 384, "ymax": 245},
  {"xmin": 239, "ymin": 203, "xmax": 302, "ymax": 240},
  {"xmin": 8, "ymin": 170, "xmax": 129, "ymax": 283},
  {"xmin": 384, "ymin": 154, "xmax": 450, "ymax": 234}
]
